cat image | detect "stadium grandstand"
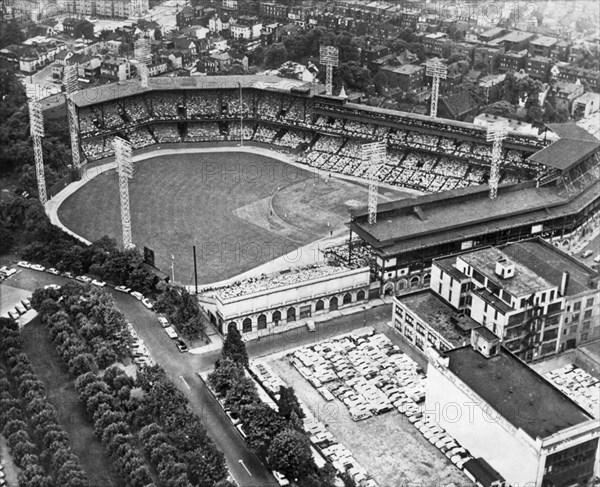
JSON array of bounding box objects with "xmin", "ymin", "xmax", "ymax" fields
[{"xmin": 68, "ymin": 75, "xmax": 600, "ymax": 296}]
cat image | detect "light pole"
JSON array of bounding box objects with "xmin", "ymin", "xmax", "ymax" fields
[{"xmin": 238, "ymin": 82, "xmax": 243, "ymax": 147}]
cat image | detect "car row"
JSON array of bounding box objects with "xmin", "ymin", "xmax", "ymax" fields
[
  {"xmin": 127, "ymin": 322, "xmax": 156, "ymax": 369},
  {"xmin": 413, "ymin": 419, "xmax": 472, "ymax": 469},
  {"xmin": 0, "ymin": 266, "xmax": 17, "ymax": 279}
]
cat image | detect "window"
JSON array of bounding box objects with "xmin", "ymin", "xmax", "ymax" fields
[
  {"xmin": 572, "ymin": 314, "xmax": 580, "ymax": 322},
  {"xmin": 550, "ymin": 290, "xmax": 555, "ymax": 301},
  {"xmin": 582, "ymin": 320, "xmax": 591, "ymax": 331},
  {"xmin": 584, "ymin": 309, "xmax": 592, "ymax": 319},
  {"xmin": 438, "ymin": 282, "xmax": 443, "ymax": 294},
  {"xmin": 494, "ymin": 309, "xmax": 498, "ymax": 320},
  {"xmin": 448, "ymin": 290, "xmax": 453, "ymax": 302},
  {"xmin": 573, "ymin": 301, "xmax": 581, "ymax": 311},
  {"xmin": 581, "ymin": 332, "xmax": 589, "ymax": 342},
  {"xmin": 586, "ymin": 297, "xmax": 595, "ymax": 308},
  {"xmin": 540, "ymin": 292, "xmax": 545, "ymax": 303}
]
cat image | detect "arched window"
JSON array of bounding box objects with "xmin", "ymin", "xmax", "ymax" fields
[
  {"xmin": 357, "ymin": 290, "xmax": 365, "ymax": 301},
  {"xmin": 242, "ymin": 318, "xmax": 252, "ymax": 333},
  {"xmin": 343, "ymin": 293, "xmax": 352, "ymax": 305},
  {"xmin": 410, "ymin": 276, "xmax": 420, "ymax": 288},
  {"xmin": 257, "ymin": 314, "xmax": 267, "ymax": 330},
  {"xmin": 423, "ymin": 273, "xmax": 431, "ymax": 286},
  {"xmin": 272, "ymin": 310, "xmax": 281, "ymax": 325},
  {"xmin": 383, "ymin": 282, "xmax": 395, "ymax": 295},
  {"xmin": 287, "ymin": 307, "xmax": 296, "ymax": 322},
  {"xmin": 329, "ymin": 297, "xmax": 338, "ymax": 310},
  {"xmin": 315, "ymin": 300, "xmax": 325, "ymax": 311}
]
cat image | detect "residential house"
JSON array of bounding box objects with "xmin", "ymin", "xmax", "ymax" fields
[
  {"xmin": 529, "ymin": 36, "xmax": 558, "ymax": 57},
  {"xmin": 380, "ymin": 64, "xmax": 425, "ymax": 95},
  {"xmin": 525, "ymin": 56, "xmax": 553, "ymax": 81},
  {"xmin": 100, "ymin": 57, "xmax": 131, "ymax": 81},
  {"xmin": 553, "ymin": 81, "xmax": 585, "ymax": 112},
  {"xmin": 572, "ymin": 92, "xmax": 600, "ymax": 119},
  {"xmin": 210, "ymin": 51, "xmax": 232, "ymax": 72},
  {"xmin": 473, "ymin": 45, "xmax": 502, "ymax": 73},
  {"xmin": 438, "ymin": 90, "xmax": 479, "ymax": 121}
]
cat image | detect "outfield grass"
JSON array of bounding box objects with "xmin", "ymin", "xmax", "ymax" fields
[
  {"xmin": 58, "ymin": 152, "xmax": 407, "ymax": 285},
  {"xmin": 21, "ymin": 318, "xmax": 123, "ymax": 487}
]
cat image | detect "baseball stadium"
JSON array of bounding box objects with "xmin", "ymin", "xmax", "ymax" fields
[{"xmin": 52, "ymin": 75, "xmax": 600, "ymax": 338}]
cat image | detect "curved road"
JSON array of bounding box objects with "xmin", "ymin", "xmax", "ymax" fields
[{"xmin": 3, "ymin": 268, "xmax": 392, "ymax": 486}]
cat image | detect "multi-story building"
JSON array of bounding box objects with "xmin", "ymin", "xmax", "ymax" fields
[
  {"xmin": 259, "ymin": 2, "xmax": 289, "ymax": 22},
  {"xmin": 491, "ymin": 31, "xmax": 537, "ymax": 52},
  {"xmin": 497, "ymin": 49, "xmax": 528, "ymax": 72},
  {"xmin": 426, "ymin": 327, "xmax": 599, "ymax": 487},
  {"xmin": 421, "ymin": 32, "xmax": 448, "ymax": 56},
  {"xmin": 553, "ymin": 81, "xmax": 585, "ymax": 112},
  {"xmin": 529, "ymin": 36, "xmax": 559, "ymax": 57},
  {"xmin": 473, "ymin": 45, "xmax": 503, "ymax": 73},
  {"xmin": 380, "ymin": 64, "xmax": 424, "ymax": 95},
  {"xmin": 478, "ymin": 27, "xmax": 506, "ymax": 43},
  {"xmin": 428, "ymin": 238, "xmax": 600, "ymax": 361},
  {"xmin": 572, "ymin": 92, "xmax": 600, "ymax": 119},
  {"xmin": 100, "ymin": 57, "xmax": 131, "ymax": 81},
  {"xmin": 526, "ymin": 56, "xmax": 553, "ymax": 81}
]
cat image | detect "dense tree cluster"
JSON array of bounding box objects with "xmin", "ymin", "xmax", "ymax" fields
[
  {"xmin": 208, "ymin": 337, "xmax": 335, "ymax": 487},
  {"xmin": 0, "ymin": 317, "xmax": 89, "ymax": 487},
  {"xmin": 154, "ymin": 285, "xmax": 207, "ymax": 339}
]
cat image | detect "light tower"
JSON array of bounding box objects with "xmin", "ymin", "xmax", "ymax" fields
[
  {"xmin": 426, "ymin": 59, "xmax": 447, "ymax": 118},
  {"xmin": 130, "ymin": 0, "xmax": 147, "ymax": 18},
  {"xmin": 134, "ymin": 37, "xmax": 152, "ymax": 88},
  {"xmin": 113, "ymin": 136, "xmax": 135, "ymax": 250},
  {"xmin": 362, "ymin": 141, "xmax": 387, "ymax": 225},
  {"xmin": 486, "ymin": 121, "xmax": 509, "ymax": 200},
  {"xmin": 27, "ymin": 87, "xmax": 47, "ymax": 205},
  {"xmin": 319, "ymin": 45, "xmax": 339, "ymax": 96},
  {"xmin": 64, "ymin": 65, "xmax": 82, "ymax": 179}
]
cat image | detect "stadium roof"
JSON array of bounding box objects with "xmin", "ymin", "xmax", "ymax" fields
[
  {"xmin": 446, "ymin": 345, "xmax": 592, "ymax": 439},
  {"xmin": 350, "ymin": 180, "xmax": 599, "ymax": 257},
  {"xmin": 528, "ymin": 123, "xmax": 600, "ymax": 171},
  {"xmin": 71, "ymin": 75, "xmax": 316, "ymax": 107}
]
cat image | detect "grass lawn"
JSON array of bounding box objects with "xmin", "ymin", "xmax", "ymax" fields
[
  {"xmin": 58, "ymin": 151, "xmax": 407, "ymax": 285},
  {"xmin": 21, "ymin": 318, "xmax": 123, "ymax": 487},
  {"xmin": 271, "ymin": 357, "xmax": 469, "ymax": 487}
]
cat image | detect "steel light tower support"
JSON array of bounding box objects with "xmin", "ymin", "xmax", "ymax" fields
[
  {"xmin": 426, "ymin": 59, "xmax": 447, "ymax": 118},
  {"xmin": 486, "ymin": 122, "xmax": 509, "ymax": 200},
  {"xmin": 113, "ymin": 136, "xmax": 135, "ymax": 250},
  {"xmin": 64, "ymin": 65, "xmax": 82, "ymax": 179},
  {"xmin": 320, "ymin": 45, "xmax": 339, "ymax": 96},
  {"xmin": 237, "ymin": 81, "xmax": 243, "ymax": 146},
  {"xmin": 134, "ymin": 37, "xmax": 151, "ymax": 88},
  {"xmin": 362, "ymin": 141, "xmax": 387, "ymax": 225},
  {"xmin": 28, "ymin": 98, "xmax": 47, "ymax": 205}
]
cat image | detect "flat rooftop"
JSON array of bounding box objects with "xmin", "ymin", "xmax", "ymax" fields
[
  {"xmin": 459, "ymin": 246, "xmax": 554, "ymax": 297},
  {"xmin": 530, "ymin": 36, "xmax": 558, "ymax": 47},
  {"xmin": 446, "ymin": 345, "xmax": 592, "ymax": 439},
  {"xmin": 399, "ymin": 290, "xmax": 478, "ymax": 347},
  {"xmin": 500, "ymin": 239, "xmax": 598, "ymax": 296}
]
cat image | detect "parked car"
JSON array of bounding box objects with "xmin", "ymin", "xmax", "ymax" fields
[
  {"xmin": 142, "ymin": 298, "xmax": 153, "ymax": 309},
  {"xmin": 21, "ymin": 299, "xmax": 31, "ymax": 310},
  {"xmin": 581, "ymin": 249, "xmax": 593, "ymax": 258},
  {"xmin": 61, "ymin": 271, "xmax": 75, "ymax": 279},
  {"xmin": 46, "ymin": 268, "xmax": 60, "ymax": 275},
  {"xmin": 30, "ymin": 264, "xmax": 45, "ymax": 272},
  {"xmin": 164, "ymin": 326, "xmax": 178, "ymax": 339},
  {"xmin": 594, "ymin": 254, "xmax": 600, "ymax": 263},
  {"xmin": 44, "ymin": 284, "xmax": 61, "ymax": 290},
  {"xmin": 130, "ymin": 291, "xmax": 144, "ymax": 301},
  {"xmin": 17, "ymin": 261, "xmax": 31, "ymax": 268},
  {"xmin": 272, "ymin": 471, "xmax": 290, "ymax": 486},
  {"xmin": 115, "ymin": 285, "xmax": 131, "ymax": 293},
  {"xmin": 0, "ymin": 266, "xmax": 16, "ymax": 277},
  {"xmin": 306, "ymin": 319, "xmax": 316, "ymax": 332},
  {"xmin": 14, "ymin": 304, "xmax": 26, "ymax": 315},
  {"xmin": 157, "ymin": 316, "xmax": 169, "ymax": 328},
  {"xmin": 91, "ymin": 279, "xmax": 106, "ymax": 287},
  {"xmin": 75, "ymin": 275, "xmax": 92, "ymax": 283},
  {"xmin": 176, "ymin": 339, "xmax": 188, "ymax": 353}
]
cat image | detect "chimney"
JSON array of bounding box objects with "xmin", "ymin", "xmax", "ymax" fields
[{"xmin": 560, "ymin": 271, "xmax": 570, "ymax": 296}]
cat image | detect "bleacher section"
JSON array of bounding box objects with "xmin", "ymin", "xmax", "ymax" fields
[{"xmin": 75, "ymin": 81, "xmax": 547, "ymax": 194}]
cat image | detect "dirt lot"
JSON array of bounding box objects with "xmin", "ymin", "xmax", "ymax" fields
[{"xmin": 271, "ymin": 357, "xmax": 469, "ymax": 487}]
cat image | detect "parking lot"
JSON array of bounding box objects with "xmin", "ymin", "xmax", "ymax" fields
[{"xmin": 268, "ymin": 329, "xmax": 469, "ymax": 487}]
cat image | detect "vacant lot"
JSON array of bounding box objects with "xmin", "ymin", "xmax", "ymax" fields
[
  {"xmin": 21, "ymin": 318, "xmax": 122, "ymax": 487},
  {"xmin": 58, "ymin": 151, "xmax": 406, "ymax": 284},
  {"xmin": 271, "ymin": 357, "xmax": 469, "ymax": 487}
]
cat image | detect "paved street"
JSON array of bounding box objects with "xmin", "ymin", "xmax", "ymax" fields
[{"xmin": 2, "ymin": 267, "xmax": 393, "ymax": 487}]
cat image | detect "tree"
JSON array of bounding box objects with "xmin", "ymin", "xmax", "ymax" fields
[
  {"xmin": 221, "ymin": 323, "xmax": 248, "ymax": 367},
  {"xmin": 240, "ymin": 403, "xmax": 286, "ymax": 458},
  {"xmin": 268, "ymin": 429, "xmax": 316, "ymax": 481},
  {"xmin": 264, "ymin": 43, "xmax": 288, "ymax": 69},
  {"xmin": 208, "ymin": 359, "xmax": 244, "ymax": 398},
  {"xmin": 277, "ymin": 387, "xmax": 305, "ymax": 423},
  {"xmin": 223, "ymin": 377, "xmax": 259, "ymax": 414}
]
